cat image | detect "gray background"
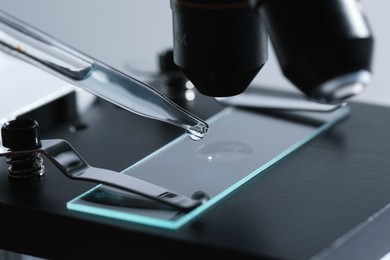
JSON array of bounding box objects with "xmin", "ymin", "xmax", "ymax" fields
[{"xmin": 0, "ymin": 0, "xmax": 388, "ymax": 106}]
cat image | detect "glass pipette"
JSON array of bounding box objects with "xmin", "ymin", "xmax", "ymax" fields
[{"xmin": 0, "ymin": 10, "xmax": 208, "ymax": 141}]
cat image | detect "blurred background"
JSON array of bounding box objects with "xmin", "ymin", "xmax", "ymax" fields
[{"xmin": 0, "ymin": 0, "xmax": 388, "ymax": 109}]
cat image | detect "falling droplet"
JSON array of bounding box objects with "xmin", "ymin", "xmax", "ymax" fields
[{"xmin": 187, "ymin": 122, "xmax": 209, "ymax": 141}]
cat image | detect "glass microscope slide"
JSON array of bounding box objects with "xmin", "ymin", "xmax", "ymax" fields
[{"xmin": 67, "ymin": 105, "xmax": 349, "ymax": 229}]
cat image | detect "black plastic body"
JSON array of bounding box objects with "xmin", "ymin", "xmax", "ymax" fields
[
  {"xmin": 259, "ymin": 0, "xmax": 374, "ymax": 98},
  {"xmin": 171, "ymin": 0, "xmax": 268, "ymax": 97},
  {"xmin": 170, "ymin": 0, "xmax": 374, "ymax": 101},
  {"xmin": 1, "ymin": 92, "xmax": 390, "ymax": 259}
]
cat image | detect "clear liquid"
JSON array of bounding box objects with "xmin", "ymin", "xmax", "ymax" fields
[
  {"xmin": 0, "ymin": 17, "xmax": 93, "ymax": 80},
  {"xmin": 187, "ymin": 123, "xmax": 208, "ymax": 141},
  {"xmin": 77, "ymin": 63, "xmax": 209, "ymax": 140},
  {"xmin": 0, "ymin": 10, "xmax": 209, "ymax": 141}
]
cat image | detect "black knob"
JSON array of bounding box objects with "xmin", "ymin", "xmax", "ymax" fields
[
  {"xmin": 1, "ymin": 118, "xmax": 42, "ymax": 151},
  {"xmin": 1, "ymin": 118, "xmax": 44, "ymax": 179}
]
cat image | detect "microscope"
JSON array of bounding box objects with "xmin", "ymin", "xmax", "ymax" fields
[
  {"xmin": 2, "ymin": 3, "xmax": 390, "ymax": 259},
  {"xmin": 170, "ymin": 0, "xmax": 374, "ymax": 104},
  {"xmin": 0, "ymin": 0, "xmax": 374, "ymax": 223}
]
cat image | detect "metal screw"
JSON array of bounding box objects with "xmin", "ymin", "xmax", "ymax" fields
[{"xmin": 1, "ymin": 118, "xmax": 44, "ymax": 179}]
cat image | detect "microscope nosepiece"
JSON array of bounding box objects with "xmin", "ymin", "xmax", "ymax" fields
[{"xmin": 171, "ymin": 0, "xmax": 374, "ymax": 103}]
